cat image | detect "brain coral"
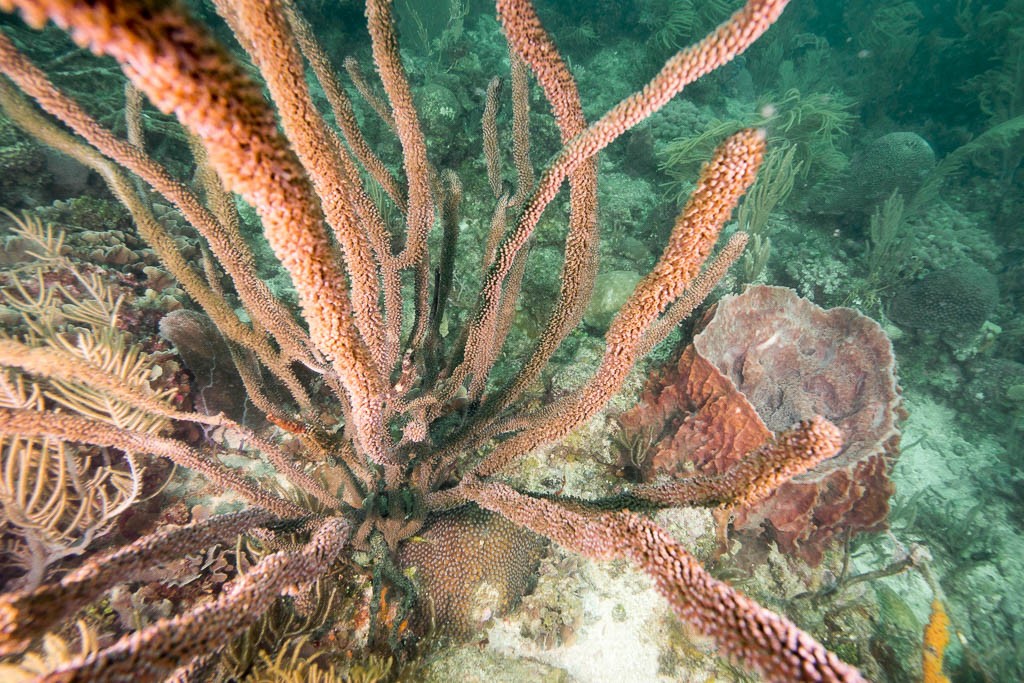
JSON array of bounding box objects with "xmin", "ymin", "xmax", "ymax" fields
[
  {"xmin": 841, "ymin": 131, "xmax": 936, "ymax": 210},
  {"xmin": 620, "ymin": 285, "xmax": 903, "ymax": 565},
  {"xmin": 889, "ymin": 263, "xmax": 999, "ymax": 338},
  {"xmin": 397, "ymin": 504, "xmax": 546, "ymax": 638}
]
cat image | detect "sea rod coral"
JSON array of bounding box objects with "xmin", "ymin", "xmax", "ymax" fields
[{"xmin": 0, "ymin": 0, "xmax": 865, "ymax": 680}]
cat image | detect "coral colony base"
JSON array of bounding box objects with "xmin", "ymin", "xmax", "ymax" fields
[{"xmin": 1, "ymin": 0, "xmax": 992, "ymax": 679}]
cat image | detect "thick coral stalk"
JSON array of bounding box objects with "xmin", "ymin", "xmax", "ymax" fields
[
  {"xmin": 225, "ymin": 0, "xmax": 391, "ymax": 378},
  {"xmin": 0, "ymin": 509, "xmax": 275, "ymax": 656},
  {"xmin": 465, "ymin": 479, "xmax": 864, "ymax": 682},
  {"xmin": 40, "ymin": 517, "xmax": 349, "ymax": 682},
  {"xmin": 0, "ymin": 0, "xmax": 396, "ymax": 467}
]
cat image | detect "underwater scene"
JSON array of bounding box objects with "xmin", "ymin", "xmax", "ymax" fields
[{"xmin": 0, "ymin": 0, "xmax": 1019, "ymax": 681}]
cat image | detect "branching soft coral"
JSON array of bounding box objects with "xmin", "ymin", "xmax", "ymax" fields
[{"xmin": 0, "ymin": 0, "xmax": 870, "ymax": 680}]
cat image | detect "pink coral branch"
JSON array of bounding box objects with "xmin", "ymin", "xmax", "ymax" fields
[
  {"xmin": 43, "ymin": 517, "xmax": 349, "ymax": 682},
  {"xmin": 0, "ymin": 509, "xmax": 275, "ymax": 655},
  {"xmin": 465, "ymin": 479, "xmax": 864, "ymax": 682}
]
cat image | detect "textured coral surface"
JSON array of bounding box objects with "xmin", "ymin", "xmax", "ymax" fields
[
  {"xmin": 398, "ymin": 504, "xmax": 546, "ymax": 637},
  {"xmin": 622, "ymin": 285, "xmax": 903, "ymax": 564}
]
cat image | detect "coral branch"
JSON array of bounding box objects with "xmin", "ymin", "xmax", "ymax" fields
[
  {"xmin": 629, "ymin": 417, "xmax": 844, "ymax": 508},
  {"xmin": 465, "ymin": 480, "xmax": 864, "ymax": 682},
  {"xmin": 457, "ymin": 0, "xmax": 788, "ymax": 393},
  {"xmin": 282, "ymin": 0, "xmax": 405, "ymax": 214},
  {"xmin": 922, "ymin": 598, "xmax": 951, "ymax": 683},
  {"xmin": 448, "ymin": 0, "xmax": 599, "ymax": 409},
  {"xmin": 365, "ymin": 0, "xmax": 435, "ymax": 270},
  {"xmin": 0, "ymin": 339, "xmax": 340, "ymax": 511},
  {"xmin": 638, "ymin": 231, "xmax": 749, "ymax": 356},
  {"xmin": 43, "ymin": 517, "xmax": 349, "ymax": 682},
  {"xmin": 482, "ymin": 76, "xmax": 504, "ymax": 198},
  {"xmin": 0, "ymin": 408, "xmax": 305, "ymax": 518},
  {"xmin": 508, "ymin": 53, "xmax": 533, "ymax": 209},
  {"xmin": 0, "ymin": 509, "xmax": 275, "ymax": 656},
  {"xmin": 473, "ymin": 129, "xmax": 765, "ymax": 477}
]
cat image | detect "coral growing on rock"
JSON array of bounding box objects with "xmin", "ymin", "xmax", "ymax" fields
[{"xmin": 397, "ymin": 505, "xmax": 545, "ymax": 638}]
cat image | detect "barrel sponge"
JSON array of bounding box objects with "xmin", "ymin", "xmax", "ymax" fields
[
  {"xmin": 889, "ymin": 263, "xmax": 999, "ymax": 336},
  {"xmin": 619, "ymin": 286, "xmax": 903, "ymax": 565},
  {"xmin": 397, "ymin": 504, "xmax": 546, "ymax": 638}
]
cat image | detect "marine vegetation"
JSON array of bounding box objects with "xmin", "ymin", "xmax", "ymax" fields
[{"xmin": 0, "ymin": 0, "xmax": 867, "ymax": 680}]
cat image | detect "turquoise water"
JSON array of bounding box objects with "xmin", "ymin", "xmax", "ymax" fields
[{"xmin": 0, "ymin": 1, "xmax": 1019, "ymax": 681}]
